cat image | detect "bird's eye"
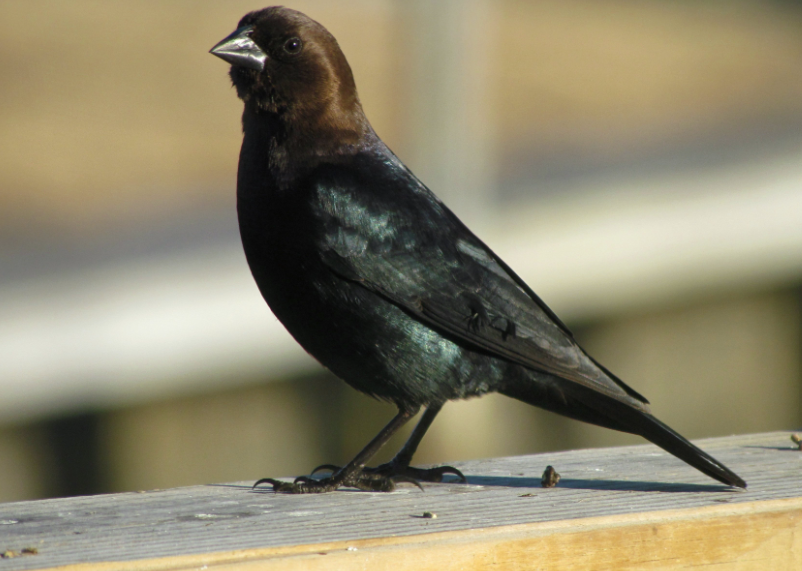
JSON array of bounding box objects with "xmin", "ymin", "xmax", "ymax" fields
[{"xmin": 283, "ymin": 37, "xmax": 303, "ymax": 55}]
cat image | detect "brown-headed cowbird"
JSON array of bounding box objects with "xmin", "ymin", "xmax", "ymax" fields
[{"xmin": 210, "ymin": 7, "xmax": 745, "ymax": 492}]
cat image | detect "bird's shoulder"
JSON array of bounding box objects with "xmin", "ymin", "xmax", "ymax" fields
[{"xmin": 307, "ymin": 150, "xmax": 452, "ymax": 237}]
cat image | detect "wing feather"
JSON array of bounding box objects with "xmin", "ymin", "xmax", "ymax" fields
[{"xmin": 313, "ymin": 160, "xmax": 648, "ymax": 406}]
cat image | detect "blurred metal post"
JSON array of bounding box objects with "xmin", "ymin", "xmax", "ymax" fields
[{"xmin": 399, "ymin": 0, "xmax": 496, "ymax": 229}]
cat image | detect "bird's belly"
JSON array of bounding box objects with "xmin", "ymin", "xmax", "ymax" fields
[{"xmin": 250, "ymin": 249, "xmax": 502, "ymax": 406}]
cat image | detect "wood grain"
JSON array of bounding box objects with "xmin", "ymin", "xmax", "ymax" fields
[{"xmin": 1, "ymin": 431, "xmax": 800, "ymax": 570}]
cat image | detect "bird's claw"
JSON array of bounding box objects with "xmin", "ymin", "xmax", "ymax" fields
[
  {"xmin": 252, "ymin": 476, "xmax": 343, "ymax": 494},
  {"xmin": 312, "ymin": 461, "xmax": 465, "ymax": 483},
  {"xmin": 252, "ymin": 470, "xmax": 425, "ymax": 494},
  {"xmin": 347, "ymin": 471, "xmax": 424, "ymax": 492},
  {"xmin": 310, "ymin": 464, "xmax": 340, "ymax": 476},
  {"xmin": 371, "ymin": 462, "xmax": 467, "ymax": 484},
  {"xmin": 404, "ymin": 464, "xmax": 467, "ymax": 483},
  {"xmin": 253, "ymin": 477, "xmax": 316, "ymax": 493},
  {"xmin": 347, "ymin": 472, "xmax": 420, "ymax": 492}
]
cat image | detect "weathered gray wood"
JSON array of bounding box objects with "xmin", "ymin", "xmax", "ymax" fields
[{"xmin": 0, "ymin": 431, "xmax": 799, "ymax": 570}]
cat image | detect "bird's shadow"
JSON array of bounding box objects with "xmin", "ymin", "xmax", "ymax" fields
[
  {"xmin": 210, "ymin": 476, "xmax": 735, "ymax": 494},
  {"xmin": 743, "ymin": 445, "xmax": 799, "ymax": 452},
  {"xmin": 464, "ymin": 475, "xmax": 737, "ymax": 493}
]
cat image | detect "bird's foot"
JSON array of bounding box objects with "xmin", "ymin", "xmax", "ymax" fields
[
  {"xmin": 253, "ymin": 470, "xmax": 423, "ymax": 494},
  {"xmin": 252, "ymin": 476, "xmax": 337, "ymax": 494},
  {"xmin": 381, "ymin": 463, "xmax": 467, "ymax": 483},
  {"xmin": 312, "ymin": 461, "xmax": 466, "ymax": 485}
]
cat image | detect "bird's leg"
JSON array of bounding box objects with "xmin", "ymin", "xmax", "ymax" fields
[
  {"xmin": 254, "ymin": 406, "xmax": 419, "ymax": 493},
  {"xmin": 372, "ymin": 403, "xmax": 466, "ymax": 483},
  {"xmin": 312, "ymin": 403, "xmax": 466, "ymax": 484}
]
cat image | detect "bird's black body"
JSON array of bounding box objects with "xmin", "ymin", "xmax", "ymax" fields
[
  {"xmin": 240, "ymin": 141, "xmax": 520, "ymax": 405},
  {"xmin": 212, "ymin": 7, "xmax": 746, "ymax": 491}
]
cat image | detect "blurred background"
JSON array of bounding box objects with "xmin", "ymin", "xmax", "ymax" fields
[{"xmin": 1, "ymin": 0, "xmax": 801, "ymax": 502}]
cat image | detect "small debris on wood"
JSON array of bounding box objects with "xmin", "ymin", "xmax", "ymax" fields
[
  {"xmin": 791, "ymin": 434, "xmax": 802, "ymax": 450},
  {"xmin": 519, "ymin": 493, "xmax": 535, "ymax": 497},
  {"xmin": 0, "ymin": 548, "xmax": 37, "ymax": 559},
  {"xmin": 541, "ymin": 465, "xmax": 561, "ymax": 488},
  {"xmin": 422, "ymin": 511, "xmax": 437, "ymax": 519}
]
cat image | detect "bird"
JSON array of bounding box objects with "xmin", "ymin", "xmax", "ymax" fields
[{"xmin": 210, "ymin": 6, "xmax": 746, "ymax": 493}]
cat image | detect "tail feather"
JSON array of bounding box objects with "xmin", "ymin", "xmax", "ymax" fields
[
  {"xmin": 502, "ymin": 379, "xmax": 746, "ymax": 488},
  {"xmin": 621, "ymin": 408, "xmax": 746, "ymax": 488}
]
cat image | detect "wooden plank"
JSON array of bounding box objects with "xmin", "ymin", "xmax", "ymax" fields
[{"xmin": 1, "ymin": 431, "xmax": 801, "ymax": 570}]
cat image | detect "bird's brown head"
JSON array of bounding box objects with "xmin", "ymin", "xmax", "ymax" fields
[{"xmin": 211, "ymin": 7, "xmax": 371, "ymax": 149}]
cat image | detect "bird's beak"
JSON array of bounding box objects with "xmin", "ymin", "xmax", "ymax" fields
[{"xmin": 210, "ymin": 25, "xmax": 267, "ymax": 72}]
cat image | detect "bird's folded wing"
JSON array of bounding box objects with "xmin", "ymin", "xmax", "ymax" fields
[{"xmin": 317, "ymin": 195, "xmax": 647, "ymax": 406}]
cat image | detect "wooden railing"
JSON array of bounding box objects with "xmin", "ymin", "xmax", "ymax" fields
[{"xmin": 1, "ymin": 431, "xmax": 800, "ymax": 570}]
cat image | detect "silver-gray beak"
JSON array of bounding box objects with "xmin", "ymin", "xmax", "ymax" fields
[{"xmin": 210, "ymin": 25, "xmax": 267, "ymax": 72}]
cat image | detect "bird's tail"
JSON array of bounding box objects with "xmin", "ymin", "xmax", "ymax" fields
[
  {"xmin": 501, "ymin": 380, "xmax": 746, "ymax": 488},
  {"xmin": 618, "ymin": 407, "xmax": 746, "ymax": 488}
]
